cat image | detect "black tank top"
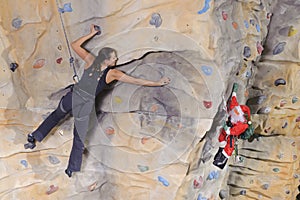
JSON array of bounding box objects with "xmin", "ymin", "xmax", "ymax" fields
[{"xmin": 75, "ymin": 64, "xmax": 111, "ymax": 97}]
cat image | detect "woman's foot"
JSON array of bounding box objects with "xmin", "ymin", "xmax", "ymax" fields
[
  {"xmin": 65, "ymin": 169, "xmax": 73, "ymax": 177},
  {"xmin": 24, "ymin": 133, "xmax": 36, "ymax": 149}
]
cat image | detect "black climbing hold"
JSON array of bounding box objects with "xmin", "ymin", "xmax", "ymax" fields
[
  {"xmin": 243, "ymin": 46, "xmax": 251, "ymax": 58},
  {"xmin": 94, "ymin": 25, "xmax": 101, "ymax": 35},
  {"xmin": 10, "ymin": 63, "xmax": 19, "ymax": 72},
  {"xmin": 274, "ymin": 78, "xmax": 286, "ymax": 86},
  {"xmin": 273, "ymin": 42, "xmax": 286, "ymax": 55},
  {"xmin": 240, "ymin": 190, "xmax": 246, "ymax": 195}
]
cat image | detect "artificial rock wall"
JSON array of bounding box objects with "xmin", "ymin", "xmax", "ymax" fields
[{"xmin": 0, "ymin": 0, "xmax": 300, "ymax": 200}]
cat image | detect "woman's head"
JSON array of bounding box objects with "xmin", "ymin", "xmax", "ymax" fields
[{"xmin": 95, "ymin": 47, "xmax": 118, "ymax": 66}]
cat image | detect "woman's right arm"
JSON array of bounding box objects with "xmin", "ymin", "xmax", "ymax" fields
[{"xmin": 71, "ymin": 25, "xmax": 99, "ymax": 68}]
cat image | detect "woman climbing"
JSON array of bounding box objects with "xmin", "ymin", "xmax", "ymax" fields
[{"xmin": 24, "ymin": 24, "xmax": 171, "ymax": 177}]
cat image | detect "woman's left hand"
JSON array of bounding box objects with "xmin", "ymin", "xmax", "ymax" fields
[{"xmin": 159, "ymin": 77, "xmax": 171, "ymax": 86}]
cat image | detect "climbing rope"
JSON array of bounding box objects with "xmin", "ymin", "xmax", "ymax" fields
[{"xmin": 55, "ymin": 0, "xmax": 79, "ymax": 83}]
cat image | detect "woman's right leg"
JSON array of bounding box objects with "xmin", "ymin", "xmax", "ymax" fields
[{"xmin": 25, "ymin": 91, "xmax": 73, "ymax": 149}]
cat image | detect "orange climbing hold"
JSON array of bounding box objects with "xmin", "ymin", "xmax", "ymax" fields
[
  {"xmin": 232, "ymin": 22, "xmax": 238, "ymax": 30},
  {"xmin": 33, "ymin": 59, "xmax": 46, "ymax": 69},
  {"xmin": 105, "ymin": 127, "xmax": 115, "ymax": 135},
  {"xmin": 141, "ymin": 137, "xmax": 150, "ymax": 144}
]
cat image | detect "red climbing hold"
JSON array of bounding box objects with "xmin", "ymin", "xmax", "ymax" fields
[
  {"xmin": 56, "ymin": 57, "xmax": 63, "ymax": 64},
  {"xmin": 46, "ymin": 185, "xmax": 59, "ymax": 195},
  {"xmin": 257, "ymin": 41, "xmax": 264, "ymax": 55},
  {"xmin": 222, "ymin": 11, "xmax": 228, "ymax": 20},
  {"xmin": 105, "ymin": 127, "xmax": 115, "ymax": 135},
  {"xmin": 203, "ymin": 101, "xmax": 212, "ymax": 109}
]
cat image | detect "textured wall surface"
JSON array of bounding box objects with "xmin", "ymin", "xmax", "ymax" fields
[{"xmin": 0, "ymin": 0, "xmax": 300, "ymax": 200}]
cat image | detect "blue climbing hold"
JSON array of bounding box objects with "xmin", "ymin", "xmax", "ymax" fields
[
  {"xmin": 243, "ymin": 46, "xmax": 251, "ymax": 58},
  {"xmin": 256, "ymin": 24, "xmax": 260, "ymax": 32},
  {"xmin": 197, "ymin": 194, "xmax": 208, "ymax": 200},
  {"xmin": 207, "ymin": 170, "xmax": 219, "ymax": 180},
  {"xmin": 12, "ymin": 18, "xmax": 22, "ymax": 29},
  {"xmin": 201, "ymin": 66, "xmax": 213, "ymax": 76},
  {"xmin": 244, "ymin": 20, "xmax": 249, "ymax": 29},
  {"xmin": 198, "ymin": 0, "xmax": 211, "ymax": 14},
  {"xmin": 273, "ymin": 42, "xmax": 286, "ymax": 55},
  {"xmin": 149, "ymin": 13, "xmax": 162, "ymax": 28},
  {"xmin": 20, "ymin": 160, "xmax": 28, "ymax": 168},
  {"xmin": 158, "ymin": 176, "xmax": 169, "ymax": 186},
  {"xmin": 58, "ymin": 3, "xmax": 73, "ymax": 13}
]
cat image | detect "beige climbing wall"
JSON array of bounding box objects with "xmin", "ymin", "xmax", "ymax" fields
[{"xmin": 0, "ymin": 0, "xmax": 300, "ymax": 200}]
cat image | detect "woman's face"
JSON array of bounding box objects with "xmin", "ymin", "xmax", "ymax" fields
[{"xmin": 107, "ymin": 51, "xmax": 118, "ymax": 66}]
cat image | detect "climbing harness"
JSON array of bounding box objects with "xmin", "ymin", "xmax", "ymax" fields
[{"xmin": 55, "ymin": 0, "xmax": 79, "ymax": 83}]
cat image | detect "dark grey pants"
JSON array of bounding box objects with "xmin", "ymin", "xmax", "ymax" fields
[{"xmin": 32, "ymin": 89, "xmax": 95, "ymax": 172}]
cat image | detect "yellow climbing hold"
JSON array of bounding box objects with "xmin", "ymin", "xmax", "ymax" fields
[
  {"xmin": 114, "ymin": 96, "xmax": 123, "ymax": 104},
  {"xmin": 288, "ymin": 26, "xmax": 297, "ymax": 37}
]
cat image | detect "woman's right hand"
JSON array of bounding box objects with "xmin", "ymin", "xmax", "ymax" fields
[{"xmin": 90, "ymin": 24, "xmax": 101, "ymax": 35}]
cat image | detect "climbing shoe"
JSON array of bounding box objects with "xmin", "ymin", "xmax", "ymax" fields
[
  {"xmin": 24, "ymin": 133, "xmax": 36, "ymax": 149},
  {"xmin": 233, "ymin": 83, "xmax": 239, "ymax": 93},
  {"xmin": 65, "ymin": 169, "xmax": 73, "ymax": 178},
  {"xmin": 213, "ymin": 152, "xmax": 228, "ymax": 169}
]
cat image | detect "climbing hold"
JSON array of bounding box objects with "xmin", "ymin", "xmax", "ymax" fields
[
  {"xmin": 222, "ymin": 11, "xmax": 228, "ymax": 20},
  {"xmin": 137, "ymin": 165, "xmax": 149, "ymax": 172},
  {"xmin": 273, "ymin": 168, "xmax": 280, "ymax": 172},
  {"xmin": 203, "ymin": 101, "xmax": 212, "ymax": 109},
  {"xmin": 20, "ymin": 160, "xmax": 28, "ymax": 168},
  {"xmin": 56, "ymin": 57, "xmax": 63, "ymax": 64},
  {"xmin": 88, "ymin": 181, "xmax": 98, "ymax": 191},
  {"xmin": 296, "ymin": 116, "xmax": 300, "ymax": 122},
  {"xmin": 244, "ymin": 20, "xmax": 249, "ymax": 29},
  {"xmin": 48, "ymin": 155, "xmax": 60, "ymax": 165},
  {"xmin": 257, "ymin": 107, "xmax": 271, "ymax": 114},
  {"xmin": 158, "ymin": 176, "xmax": 169, "ymax": 186},
  {"xmin": 245, "ymin": 70, "xmax": 252, "ymax": 78},
  {"xmin": 94, "ymin": 25, "xmax": 101, "ymax": 35},
  {"xmin": 46, "ymin": 185, "xmax": 59, "ymax": 195},
  {"xmin": 288, "ymin": 26, "xmax": 297, "ymax": 37},
  {"xmin": 10, "ymin": 63, "xmax": 18, "ymax": 72},
  {"xmin": 282, "ymin": 122, "xmax": 288, "ymax": 129},
  {"xmin": 232, "ymin": 22, "xmax": 238, "ymax": 30},
  {"xmin": 197, "ymin": 193, "xmax": 208, "ymax": 200},
  {"xmin": 12, "ymin": 17, "xmax": 22, "ymax": 29},
  {"xmin": 57, "ymin": 44, "xmax": 62, "ymax": 51},
  {"xmin": 256, "ymin": 24, "xmax": 260, "ymax": 32},
  {"xmin": 193, "ymin": 176, "xmax": 203, "ymax": 189},
  {"xmin": 293, "ymin": 155, "xmax": 297, "ymax": 160},
  {"xmin": 201, "ymin": 65, "xmax": 213, "ymax": 76},
  {"xmin": 243, "ymin": 46, "xmax": 251, "ymax": 58},
  {"xmin": 114, "ymin": 96, "xmax": 123, "ymax": 104},
  {"xmin": 197, "ymin": 0, "xmax": 211, "ymax": 14},
  {"xmin": 219, "ymin": 189, "xmax": 228, "ymax": 199},
  {"xmin": 240, "ymin": 190, "xmax": 246, "ymax": 195},
  {"xmin": 249, "ymin": 19, "xmax": 255, "ymax": 26},
  {"xmin": 33, "ymin": 59, "xmax": 46, "ymax": 69},
  {"xmin": 291, "ymin": 141, "xmax": 296, "ymax": 147},
  {"xmin": 58, "ymin": 3, "xmax": 73, "ymax": 13},
  {"xmin": 149, "ymin": 13, "xmax": 162, "ymax": 28},
  {"xmin": 280, "ymin": 100, "xmax": 287, "ymax": 107},
  {"xmin": 141, "ymin": 137, "xmax": 150, "ymax": 144},
  {"xmin": 273, "ymin": 42, "xmax": 286, "ymax": 55},
  {"xmin": 257, "ymin": 95, "xmax": 267, "ymax": 104},
  {"xmin": 256, "ymin": 41, "xmax": 264, "ymax": 55},
  {"xmin": 105, "ymin": 127, "xmax": 115, "ymax": 135},
  {"xmin": 207, "ymin": 171, "xmax": 219, "ymax": 180},
  {"xmin": 262, "ymin": 183, "xmax": 269, "ymax": 190},
  {"xmin": 292, "ymin": 97, "xmax": 298, "ymax": 104},
  {"xmin": 274, "ymin": 78, "xmax": 286, "ymax": 86}
]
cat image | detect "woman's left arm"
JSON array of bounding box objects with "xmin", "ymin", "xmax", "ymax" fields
[{"xmin": 107, "ymin": 69, "xmax": 170, "ymax": 86}]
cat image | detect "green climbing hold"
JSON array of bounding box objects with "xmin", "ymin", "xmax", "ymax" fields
[
  {"xmin": 292, "ymin": 96, "xmax": 298, "ymax": 104},
  {"xmin": 273, "ymin": 168, "xmax": 280, "ymax": 172}
]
